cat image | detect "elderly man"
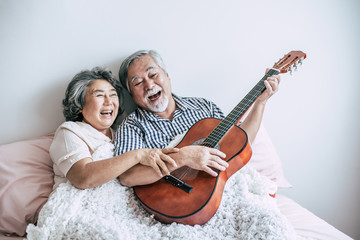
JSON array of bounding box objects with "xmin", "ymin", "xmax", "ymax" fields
[{"xmin": 114, "ymin": 50, "xmax": 280, "ymax": 186}]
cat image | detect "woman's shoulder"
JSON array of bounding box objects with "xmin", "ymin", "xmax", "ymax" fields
[
  {"xmin": 56, "ymin": 121, "xmax": 91, "ymax": 133},
  {"xmin": 53, "ymin": 121, "xmax": 92, "ymax": 142},
  {"xmin": 56, "ymin": 121, "xmax": 112, "ymax": 143}
]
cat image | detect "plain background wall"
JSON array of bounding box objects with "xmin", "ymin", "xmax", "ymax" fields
[{"xmin": 1, "ymin": 0, "xmax": 359, "ymax": 238}]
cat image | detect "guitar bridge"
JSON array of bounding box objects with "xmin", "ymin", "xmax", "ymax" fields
[{"xmin": 164, "ymin": 175, "xmax": 193, "ymax": 193}]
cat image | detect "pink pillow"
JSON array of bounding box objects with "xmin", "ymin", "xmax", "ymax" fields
[
  {"xmin": 248, "ymin": 124, "xmax": 292, "ymax": 188},
  {"xmin": 0, "ymin": 134, "xmax": 54, "ymax": 237}
]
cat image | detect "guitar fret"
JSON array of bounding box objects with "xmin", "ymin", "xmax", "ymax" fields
[{"xmin": 204, "ymin": 68, "xmax": 280, "ymax": 147}]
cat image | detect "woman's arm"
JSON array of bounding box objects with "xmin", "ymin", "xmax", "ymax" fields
[{"xmin": 66, "ymin": 148, "xmax": 178, "ymax": 189}]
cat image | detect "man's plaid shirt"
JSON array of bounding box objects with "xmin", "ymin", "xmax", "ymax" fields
[{"xmin": 114, "ymin": 94, "xmax": 225, "ymax": 155}]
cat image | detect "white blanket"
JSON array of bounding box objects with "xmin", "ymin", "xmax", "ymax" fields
[{"xmin": 26, "ymin": 143, "xmax": 296, "ymax": 240}]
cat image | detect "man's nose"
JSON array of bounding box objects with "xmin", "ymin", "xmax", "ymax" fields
[{"xmin": 144, "ymin": 78, "xmax": 155, "ymax": 91}]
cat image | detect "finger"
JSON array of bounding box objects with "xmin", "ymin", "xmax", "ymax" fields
[
  {"xmin": 208, "ymin": 148, "xmax": 226, "ymax": 159},
  {"xmin": 267, "ymin": 78, "xmax": 279, "ymax": 92},
  {"xmin": 264, "ymin": 80, "xmax": 273, "ymax": 92},
  {"xmin": 203, "ymin": 167, "xmax": 218, "ymax": 177},
  {"xmin": 207, "ymin": 160, "xmax": 227, "ymax": 171},
  {"xmin": 267, "ymin": 76, "xmax": 280, "ymax": 86},
  {"xmin": 273, "ymin": 76, "xmax": 280, "ymax": 84},
  {"xmin": 209, "ymin": 156, "xmax": 229, "ymax": 168},
  {"xmin": 151, "ymin": 162, "xmax": 163, "ymax": 177},
  {"xmin": 162, "ymin": 148, "xmax": 180, "ymax": 154},
  {"xmin": 267, "ymin": 79, "xmax": 276, "ymax": 89},
  {"xmin": 156, "ymin": 159, "xmax": 170, "ymax": 176},
  {"xmin": 160, "ymin": 154, "xmax": 178, "ymax": 167}
]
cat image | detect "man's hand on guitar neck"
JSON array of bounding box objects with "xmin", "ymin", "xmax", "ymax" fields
[
  {"xmin": 240, "ymin": 70, "xmax": 281, "ymax": 144},
  {"xmin": 257, "ymin": 69, "xmax": 281, "ymax": 105}
]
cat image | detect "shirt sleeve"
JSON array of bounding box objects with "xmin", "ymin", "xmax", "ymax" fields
[
  {"xmin": 50, "ymin": 127, "xmax": 92, "ymax": 177},
  {"xmin": 210, "ymin": 101, "xmax": 225, "ymax": 119},
  {"xmin": 200, "ymin": 98, "xmax": 225, "ymax": 119},
  {"xmin": 113, "ymin": 118, "xmax": 146, "ymax": 156}
]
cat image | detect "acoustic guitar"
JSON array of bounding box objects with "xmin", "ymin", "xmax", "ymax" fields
[{"xmin": 133, "ymin": 50, "xmax": 306, "ymax": 226}]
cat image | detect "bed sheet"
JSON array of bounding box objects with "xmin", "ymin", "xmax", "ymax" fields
[{"xmin": 276, "ymin": 194, "xmax": 353, "ymax": 240}]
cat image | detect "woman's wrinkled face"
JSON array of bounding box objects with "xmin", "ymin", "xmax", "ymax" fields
[{"xmin": 81, "ymin": 79, "xmax": 119, "ymax": 136}]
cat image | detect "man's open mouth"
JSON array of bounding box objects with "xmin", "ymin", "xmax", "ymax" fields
[{"xmin": 148, "ymin": 91, "xmax": 161, "ymax": 101}]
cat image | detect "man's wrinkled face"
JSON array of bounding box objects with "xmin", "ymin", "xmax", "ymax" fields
[{"xmin": 127, "ymin": 55, "xmax": 172, "ymax": 113}]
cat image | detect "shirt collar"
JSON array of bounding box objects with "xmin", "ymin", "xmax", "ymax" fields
[{"xmin": 135, "ymin": 93, "xmax": 200, "ymax": 122}]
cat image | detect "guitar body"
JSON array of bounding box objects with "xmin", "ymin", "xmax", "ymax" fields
[{"xmin": 133, "ymin": 118, "xmax": 252, "ymax": 225}]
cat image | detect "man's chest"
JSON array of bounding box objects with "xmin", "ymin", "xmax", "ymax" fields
[{"xmin": 142, "ymin": 110, "xmax": 213, "ymax": 148}]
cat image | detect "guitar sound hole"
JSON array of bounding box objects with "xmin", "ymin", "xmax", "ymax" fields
[{"xmin": 192, "ymin": 138, "xmax": 220, "ymax": 150}]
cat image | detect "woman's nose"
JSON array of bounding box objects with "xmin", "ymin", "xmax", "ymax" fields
[{"xmin": 104, "ymin": 95, "xmax": 112, "ymax": 105}]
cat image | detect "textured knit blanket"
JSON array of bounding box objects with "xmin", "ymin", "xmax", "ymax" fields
[{"xmin": 26, "ymin": 142, "xmax": 296, "ymax": 240}]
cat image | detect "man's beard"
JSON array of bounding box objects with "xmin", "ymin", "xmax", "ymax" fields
[{"xmin": 145, "ymin": 87, "xmax": 169, "ymax": 113}]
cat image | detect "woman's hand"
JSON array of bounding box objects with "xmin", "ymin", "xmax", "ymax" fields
[{"xmin": 138, "ymin": 148, "xmax": 179, "ymax": 177}]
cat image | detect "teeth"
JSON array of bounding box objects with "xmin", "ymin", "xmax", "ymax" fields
[
  {"xmin": 101, "ymin": 110, "xmax": 112, "ymax": 114},
  {"xmin": 149, "ymin": 92, "xmax": 160, "ymax": 100}
]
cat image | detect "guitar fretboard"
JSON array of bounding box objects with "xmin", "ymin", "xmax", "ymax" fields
[{"xmin": 203, "ymin": 68, "xmax": 280, "ymax": 147}]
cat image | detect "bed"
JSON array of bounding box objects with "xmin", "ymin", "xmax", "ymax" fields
[{"xmin": 0, "ymin": 124, "xmax": 353, "ymax": 240}]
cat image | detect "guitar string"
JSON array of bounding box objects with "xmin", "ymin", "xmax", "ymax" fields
[
  {"xmin": 207, "ymin": 85, "xmax": 265, "ymax": 144},
  {"xmin": 204, "ymin": 69, "xmax": 279, "ymax": 147},
  {"xmin": 206, "ymin": 85, "xmax": 264, "ymax": 143},
  {"xmin": 176, "ymin": 69, "xmax": 279, "ymax": 181}
]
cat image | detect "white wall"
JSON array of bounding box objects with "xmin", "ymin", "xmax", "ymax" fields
[{"xmin": 1, "ymin": 0, "xmax": 359, "ymax": 238}]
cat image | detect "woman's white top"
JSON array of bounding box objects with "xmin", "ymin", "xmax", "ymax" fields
[{"xmin": 49, "ymin": 121, "xmax": 114, "ymax": 189}]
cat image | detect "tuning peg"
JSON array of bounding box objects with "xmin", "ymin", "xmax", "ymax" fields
[
  {"xmin": 293, "ymin": 63, "xmax": 298, "ymax": 71},
  {"xmin": 288, "ymin": 66, "xmax": 293, "ymax": 75},
  {"xmin": 298, "ymin": 59, "xmax": 303, "ymax": 66}
]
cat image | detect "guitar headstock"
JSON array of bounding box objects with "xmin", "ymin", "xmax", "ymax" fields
[{"xmin": 273, "ymin": 51, "xmax": 306, "ymax": 74}]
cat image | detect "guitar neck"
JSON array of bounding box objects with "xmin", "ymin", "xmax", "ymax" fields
[{"xmin": 203, "ymin": 68, "xmax": 280, "ymax": 147}]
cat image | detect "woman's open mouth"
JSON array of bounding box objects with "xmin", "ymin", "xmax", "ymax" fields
[{"xmin": 100, "ymin": 110, "xmax": 113, "ymax": 117}]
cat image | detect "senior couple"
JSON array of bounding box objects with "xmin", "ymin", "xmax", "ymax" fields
[{"xmin": 50, "ymin": 50, "xmax": 280, "ymax": 193}]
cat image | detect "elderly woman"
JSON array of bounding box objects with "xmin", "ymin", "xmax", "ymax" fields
[{"xmin": 50, "ymin": 66, "xmax": 178, "ymax": 190}]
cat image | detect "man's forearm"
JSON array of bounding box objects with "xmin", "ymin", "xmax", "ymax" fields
[{"xmin": 240, "ymin": 101, "xmax": 265, "ymax": 143}]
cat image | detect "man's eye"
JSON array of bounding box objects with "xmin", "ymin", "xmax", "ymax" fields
[
  {"xmin": 150, "ymin": 73, "xmax": 157, "ymax": 78},
  {"xmin": 96, "ymin": 94, "xmax": 104, "ymax": 97},
  {"xmin": 134, "ymin": 80, "xmax": 143, "ymax": 86}
]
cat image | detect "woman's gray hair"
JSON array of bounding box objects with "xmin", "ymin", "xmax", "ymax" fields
[
  {"xmin": 63, "ymin": 66, "xmax": 123, "ymax": 122},
  {"xmin": 118, "ymin": 50, "xmax": 167, "ymax": 92}
]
